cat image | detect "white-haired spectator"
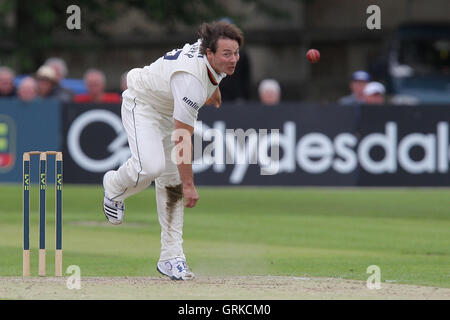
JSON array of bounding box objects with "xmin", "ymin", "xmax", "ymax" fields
[
  {"xmin": 35, "ymin": 64, "xmax": 73, "ymax": 103},
  {"xmin": 36, "ymin": 65, "xmax": 59, "ymax": 99},
  {"xmin": 0, "ymin": 66, "xmax": 16, "ymax": 97},
  {"xmin": 17, "ymin": 77, "xmax": 38, "ymax": 102},
  {"xmin": 44, "ymin": 57, "xmax": 74, "ymax": 102},
  {"xmin": 74, "ymin": 68, "xmax": 121, "ymax": 103},
  {"xmin": 258, "ymin": 79, "xmax": 281, "ymax": 106},
  {"xmin": 363, "ymin": 81, "xmax": 386, "ymax": 104},
  {"xmin": 44, "ymin": 57, "xmax": 68, "ymax": 82}
]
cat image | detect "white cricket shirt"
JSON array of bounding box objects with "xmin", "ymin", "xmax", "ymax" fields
[{"xmin": 126, "ymin": 39, "xmax": 226, "ymax": 126}]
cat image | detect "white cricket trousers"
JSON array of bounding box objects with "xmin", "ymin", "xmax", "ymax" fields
[{"xmin": 104, "ymin": 89, "xmax": 186, "ymax": 262}]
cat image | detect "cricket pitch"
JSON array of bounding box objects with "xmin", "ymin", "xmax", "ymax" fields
[{"xmin": 1, "ymin": 276, "xmax": 449, "ymax": 300}]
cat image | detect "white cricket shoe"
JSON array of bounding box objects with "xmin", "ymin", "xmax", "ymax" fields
[
  {"xmin": 102, "ymin": 170, "xmax": 125, "ymax": 225},
  {"xmin": 103, "ymin": 195, "xmax": 125, "ymax": 225},
  {"xmin": 157, "ymin": 258, "xmax": 195, "ymax": 280}
]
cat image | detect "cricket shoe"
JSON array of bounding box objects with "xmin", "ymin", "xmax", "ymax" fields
[
  {"xmin": 157, "ymin": 258, "xmax": 195, "ymax": 280},
  {"xmin": 102, "ymin": 170, "xmax": 125, "ymax": 225},
  {"xmin": 103, "ymin": 195, "xmax": 125, "ymax": 225}
]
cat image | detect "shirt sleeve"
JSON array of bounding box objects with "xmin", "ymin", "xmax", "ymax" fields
[{"xmin": 170, "ymin": 72, "xmax": 207, "ymax": 127}]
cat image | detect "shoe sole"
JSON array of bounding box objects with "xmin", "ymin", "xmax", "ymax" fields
[{"xmin": 157, "ymin": 265, "xmax": 182, "ymax": 281}]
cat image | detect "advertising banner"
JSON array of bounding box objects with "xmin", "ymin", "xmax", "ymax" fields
[
  {"xmin": 61, "ymin": 102, "xmax": 450, "ymax": 186},
  {"xmin": 0, "ymin": 99, "xmax": 61, "ymax": 183},
  {"xmin": 357, "ymin": 105, "xmax": 449, "ymax": 186},
  {"xmin": 62, "ymin": 103, "xmax": 127, "ymax": 184}
]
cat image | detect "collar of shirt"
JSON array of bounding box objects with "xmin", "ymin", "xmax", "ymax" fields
[{"xmin": 203, "ymin": 55, "xmax": 226, "ymax": 85}]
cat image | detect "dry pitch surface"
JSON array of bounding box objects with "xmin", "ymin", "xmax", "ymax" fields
[{"xmin": 1, "ymin": 276, "xmax": 449, "ymax": 300}]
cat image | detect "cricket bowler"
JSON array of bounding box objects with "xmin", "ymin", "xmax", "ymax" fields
[{"xmin": 102, "ymin": 21, "xmax": 243, "ymax": 280}]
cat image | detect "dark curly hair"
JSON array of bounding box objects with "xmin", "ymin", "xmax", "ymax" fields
[{"xmin": 198, "ymin": 21, "xmax": 244, "ymax": 55}]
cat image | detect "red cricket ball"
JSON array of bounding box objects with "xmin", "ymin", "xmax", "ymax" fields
[{"xmin": 306, "ymin": 49, "xmax": 320, "ymax": 63}]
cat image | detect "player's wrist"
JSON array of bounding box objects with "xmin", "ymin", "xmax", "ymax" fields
[{"xmin": 182, "ymin": 181, "xmax": 195, "ymax": 188}]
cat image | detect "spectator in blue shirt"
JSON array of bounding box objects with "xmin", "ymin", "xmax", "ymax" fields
[{"xmin": 339, "ymin": 70, "xmax": 371, "ymax": 105}]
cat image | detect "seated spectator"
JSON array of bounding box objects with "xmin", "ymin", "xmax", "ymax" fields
[
  {"xmin": 74, "ymin": 69, "xmax": 121, "ymax": 103},
  {"xmin": 36, "ymin": 65, "xmax": 60, "ymax": 100},
  {"xmin": 363, "ymin": 81, "xmax": 386, "ymax": 104},
  {"xmin": 17, "ymin": 77, "xmax": 38, "ymax": 102},
  {"xmin": 44, "ymin": 57, "xmax": 74, "ymax": 103},
  {"xmin": 120, "ymin": 71, "xmax": 128, "ymax": 92},
  {"xmin": 44, "ymin": 57, "xmax": 68, "ymax": 81},
  {"xmin": 339, "ymin": 70, "xmax": 370, "ymax": 105},
  {"xmin": 258, "ymin": 79, "xmax": 281, "ymax": 106},
  {"xmin": 0, "ymin": 66, "xmax": 17, "ymax": 97}
]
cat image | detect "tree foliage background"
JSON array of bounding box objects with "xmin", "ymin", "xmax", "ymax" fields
[{"xmin": 0, "ymin": 0, "xmax": 305, "ymax": 73}]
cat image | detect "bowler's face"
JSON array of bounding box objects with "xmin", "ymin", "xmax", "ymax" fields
[{"xmin": 208, "ymin": 38, "xmax": 240, "ymax": 75}]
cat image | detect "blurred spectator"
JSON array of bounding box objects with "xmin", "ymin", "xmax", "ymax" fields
[
  {"xmin": 339, "ymin": 70, "xmax": 371, "ymax": 105},
  {"xmin": 17, "ymin": 77, "xmax": 38, "ymax": 102},
  {"xmin": 44, "ymin": 57, "xmax": 68, "ymax": 82},
  {"xmin": 219, "ymin": 17, "xmax": 251, "ymax": 103},
  {"xmin": 74, "ymin": 69, "xmax": 121, "ymax": 103},
  {"xmin": 36, "ymin": 65, "xmax": 60, "ymax": 100},
  {"xmin": 258, "ymin": 79, "xmax": 281, "ymax": 106},
  {"xmin": 363, "ymin": 81, "xmax": 386, "ymax": 104},
  {"xmin": 120, "ymin": 71, "xmax": 128, "ymax": 92},
  {"xmin": 0, "ymin": 66, "xmax": 17, "ymax": 97},
  {"xmin": 44, "ymin": 57, "xmax": 74, "ymax": 102}
]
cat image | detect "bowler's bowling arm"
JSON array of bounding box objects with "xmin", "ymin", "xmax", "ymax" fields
[{"xmin": 174, "ymin": 119, "xmax": 199, "ymax": 208}]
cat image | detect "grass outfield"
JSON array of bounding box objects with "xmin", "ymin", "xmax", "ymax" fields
[{"xmin": 0, "ymin": 185, "xmax": 449, "ymax": 288}]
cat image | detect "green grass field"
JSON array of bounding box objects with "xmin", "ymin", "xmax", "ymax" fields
[{"xmin": 1, "ymin": 184, "xmax": 449, "ymax": 288}]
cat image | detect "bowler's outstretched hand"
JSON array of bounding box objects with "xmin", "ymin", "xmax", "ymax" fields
[{"xmin": 183, "ymin": 183, "xmax": 199, "ymax": 208}]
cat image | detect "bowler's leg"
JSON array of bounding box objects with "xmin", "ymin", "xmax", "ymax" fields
[
  {"xmin": 155, "ymin": 131, "xmax": 185, "ymax": 261},
  {"xmin": 155, "ymin": 124, "xmax": 194, "ymax": 280},
  {"xmin": 103, "ymin": 96, "xmax": 165, "ymax": 224}
]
